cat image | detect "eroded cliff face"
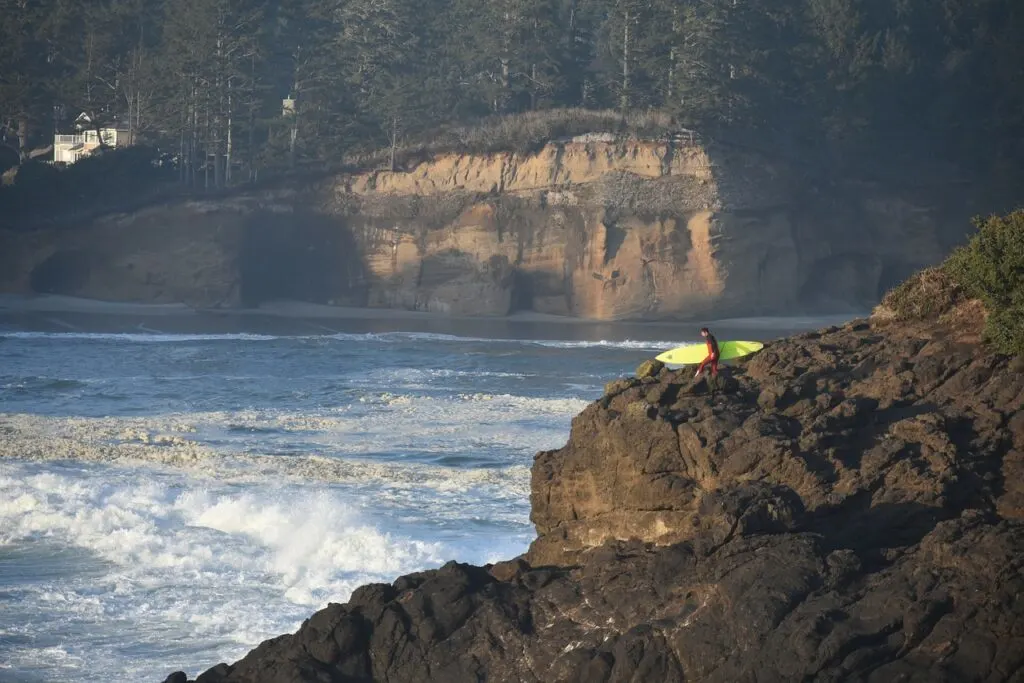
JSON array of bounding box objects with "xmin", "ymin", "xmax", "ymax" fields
[
  {"xmin": 330, "ymin": 138, "xmax": 935, "ymax": 319},
  {"xmin": 0, "ymin": 136, "xmax": 971, "ymax": 318}
]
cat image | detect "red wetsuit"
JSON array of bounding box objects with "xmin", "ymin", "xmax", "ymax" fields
[{"xmin": 697, "ymin": 334, "xmax": 720, "ymax": 377}]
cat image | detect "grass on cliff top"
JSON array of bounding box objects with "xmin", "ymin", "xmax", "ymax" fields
[
  {"xmin": 877, "ymin": 208, "xmax": 1024, "ymax": 355},
  {"xmin": 876, "ymin": 266, "xmax": 967, "ymax": 322},
  {"xmin": 344, "ymin": 108, "xmax": 687, "ymax": 170}
]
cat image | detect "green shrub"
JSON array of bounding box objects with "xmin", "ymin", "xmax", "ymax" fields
[
  {"xmin": 946, "ymin": 209, "xmax": 1024, "ymax": 354},
  {"xmin": 983, "ymin": 305, "xmax": 1024, "ymax": 355}
]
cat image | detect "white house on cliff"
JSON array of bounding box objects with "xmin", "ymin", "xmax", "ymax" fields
[{"xmin": 53, "ymin": 113, "xmax": 132, "ymax": 164}]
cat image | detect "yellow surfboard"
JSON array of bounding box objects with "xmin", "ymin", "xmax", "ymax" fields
[{"xmin": 655, "ymin": 340, "xmax": 764, "ymax": 365}]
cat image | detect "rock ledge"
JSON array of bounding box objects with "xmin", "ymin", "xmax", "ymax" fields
[{"xmin": 171, "ymin": 315, "xmax": 1024, "ymax": 683}]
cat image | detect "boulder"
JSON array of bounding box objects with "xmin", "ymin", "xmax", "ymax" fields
[{"xmin": 635, "ymin": 359, "xmax": 664, "ymax": 379}]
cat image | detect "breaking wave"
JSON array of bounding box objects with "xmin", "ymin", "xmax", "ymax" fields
[
  {"xmin": 0, "ymin": 411, "xmax": 537, "ymax": 497},
  {"xmin": 0, "ymin": 463, "xmax": 455, "ymax": 680},
  {"xmin": 1, "ymin": 329, "xmax": 681, "ymax": 350}
]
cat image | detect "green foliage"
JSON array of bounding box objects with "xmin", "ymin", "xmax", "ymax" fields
[
  {"xmin": 1, "ymin": 0, "xmax": 1022, "ymax": 185},
  {"xmin": 984, "ymin": 306, "xmax": 1024, "ymax": 356},
  {"xmin": 878, "ymin": 210, "xmax": 1024, "ymax": 355},
  {"xmin": 946, "ymin": 210, "xmax": 1024, "ymax": 354}
]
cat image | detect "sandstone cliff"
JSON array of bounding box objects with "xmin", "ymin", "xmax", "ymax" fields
[
  {"xmin": 170, "ymin": 308, "xmax": 1024, "ymax": 682},
  {"xmin": 1, "ymin": 136, "xmax": 974, "ymax": 320}
]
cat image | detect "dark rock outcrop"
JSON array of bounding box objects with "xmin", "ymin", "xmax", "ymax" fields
[{"xmin": 176, "ymin": 314, "xmax": 1024, "ymax": 682}]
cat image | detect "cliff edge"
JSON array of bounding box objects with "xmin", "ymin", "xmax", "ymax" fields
[
  {"xmin": 2, "ymin": 135, "xmax": 972, "ymax": 320},
  {"xmin": 169, "ymin": 296, "xmax": 1024, "ymax": 682}
]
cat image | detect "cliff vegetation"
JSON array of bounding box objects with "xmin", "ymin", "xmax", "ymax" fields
[{"xmin": 877, "ymin": 209, "xmax": 1024, "ymax": 355}]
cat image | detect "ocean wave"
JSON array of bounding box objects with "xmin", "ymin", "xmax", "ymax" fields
[
  {"xmin": 524, "ymin": 338, "xmax": 681, "ymax": 349},
  {"xmin": 0, "ymin": 311, "xmax": 859, "ymax": 347},
  {"xmin": 1, "ymin": 376, "xmax": 89, "ymax": 392},
  {"xmin": 403, "ymin": 367, "xmax": 532, "ymax": 379},
  {"xmin": 0, "ymin": 412, "xmax": 536, "ymax": 497},
  {"xmin": 353, "ymin": 390, "xmax": 589, "ymax": 410},
  {"xmin": 332, "ymin": 331, "xmax": 681, "ymax": 350},
  {"xmin": 0, "ymin": 465, "xmax": 455, "ymax": 680},
  {"xmin": 1, "ymin": 331, "xmax": 282, "ymax": 343},
  {"xmin": 1, "ymin": 471, "xmax": 446, "ymax": 605},
  {"xmin": 336, "ymin": 331, "xmax": 683, "ymax": 350},
  {"xmin": 347, "ymin": 367, "xmax": 534, "ymax": 389},
  {"xmin": 1, "ymin": 329, "xmax": 680, "ymax": 350}
]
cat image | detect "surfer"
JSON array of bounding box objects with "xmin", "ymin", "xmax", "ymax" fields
[{"xmin": 694, "ymin": 327, "xmax": 720, "ymax": 391}]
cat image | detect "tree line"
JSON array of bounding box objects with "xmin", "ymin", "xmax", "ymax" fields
[{"xmin": 1, "ymin": 0, "xmax": 1022, "ymax": 189}]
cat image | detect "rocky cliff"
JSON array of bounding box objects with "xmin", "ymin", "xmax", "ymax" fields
[
  {"xmin": 1, "ymin": 136, "xmax": 974, "ymax": 320},
  {"xmin": 168, "ymin": 305, "xmax": 1024, "ymax": 682}
]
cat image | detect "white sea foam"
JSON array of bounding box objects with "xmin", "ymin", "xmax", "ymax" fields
[
  {"xmin": 0, "ymin": 388, "xmax": 587, "ymax": 486},
  {"xmin": 183, "ymin": 490, "xmax": 444, "ymax": 604},
  {"xmin": 0, "ymin": 461, "xmax": 462, "ymax": 681},
  {"xmin": 332, "ymin": 331, "xmax": 683, "ymax": 350},
  {"xmin": 525, "ymin": 338, "xmax": 681, "ymax": 349},
  {"xmin": 1, "ymin": 328, "xmax": 681, "ymax": 350},
  {"xmin": 0, "ymin": 413, "xmax": 538, "ymax": 499}
]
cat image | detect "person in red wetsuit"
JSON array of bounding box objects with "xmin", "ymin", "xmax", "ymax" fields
[{"xmin": 694, "ymin": 327, "xmax": 720, "ymax": 390}]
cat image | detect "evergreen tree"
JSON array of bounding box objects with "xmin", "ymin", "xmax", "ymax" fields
[
  {"xmin": 0, "ymin": 0, "xmax": 1020, "ymax": 185},
  {"xmin": 0, "ymin": 0, "xmax": 65, "ymax": 156},
  {"xmin": 336, "ymin": 0, "xmax": 424, "ymax": 148},
  {"xmin": 465, "ymin": 0, "xmax": 567, "ymax": 113}
]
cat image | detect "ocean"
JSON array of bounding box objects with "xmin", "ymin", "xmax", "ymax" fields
[{"xmin": 0, "ymin": 313, "xmax": 854, "ymax": 681}]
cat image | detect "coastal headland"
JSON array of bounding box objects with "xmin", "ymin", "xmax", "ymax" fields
[{"xmin": 166, "ymin": 277, "xmax": 1024, "ymax": 682}]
